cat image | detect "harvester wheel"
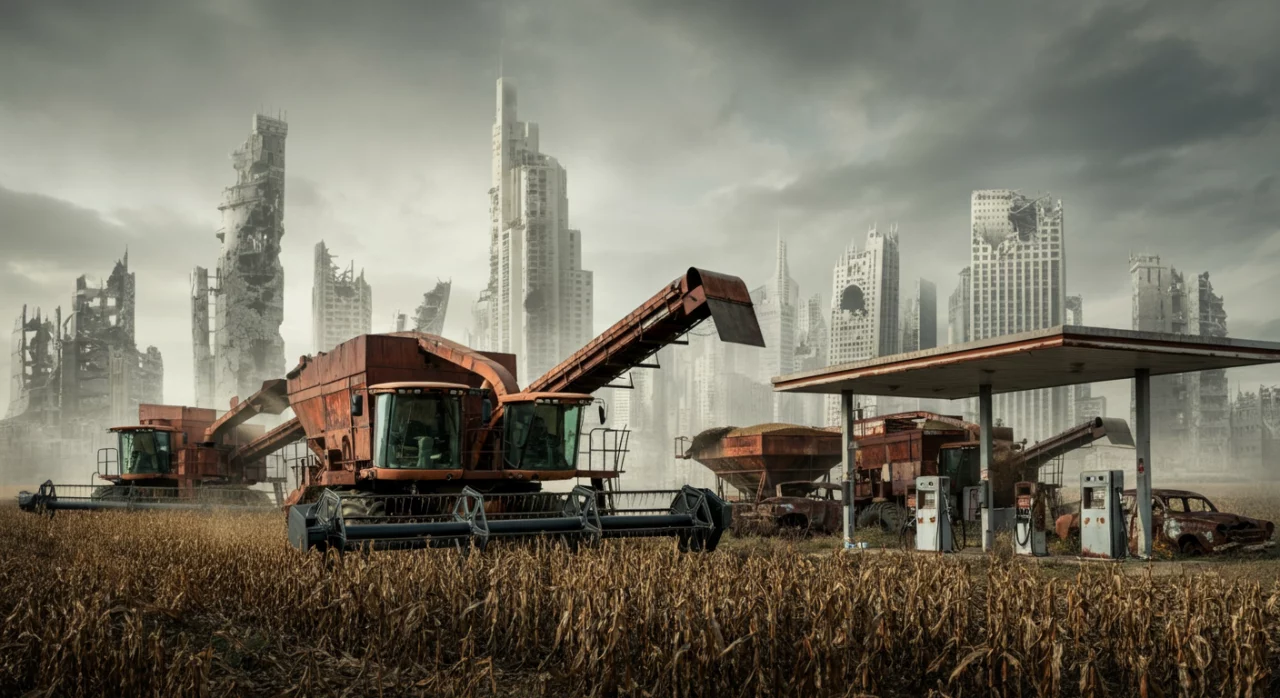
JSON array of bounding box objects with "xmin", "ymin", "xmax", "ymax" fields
[
  {"xmin": 857, "ymin": 502, "xmax": 907, "ymax": 532},
  {"xmin": 340, "ymin": 494, "xmax": 387, "ymax": 521}
]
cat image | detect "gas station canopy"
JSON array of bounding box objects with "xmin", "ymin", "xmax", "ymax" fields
[{"xmin": 772, "ymin": 325, "xmax": 1280, "ymax": 398}]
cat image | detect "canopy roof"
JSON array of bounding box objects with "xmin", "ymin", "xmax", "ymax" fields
[{"xmin": 772, "ymin": 326, "xmax": 1280, "ymax": 399}]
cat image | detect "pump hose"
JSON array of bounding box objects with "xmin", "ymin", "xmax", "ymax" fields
[{"xmin": 1015, "ymin": 518, "xmax": 1031, "ymax": 547}]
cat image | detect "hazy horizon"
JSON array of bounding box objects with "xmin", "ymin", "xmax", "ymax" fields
[{"xmin": 3, "ymin": 0, "xmax": 1279, "ymax": 420}]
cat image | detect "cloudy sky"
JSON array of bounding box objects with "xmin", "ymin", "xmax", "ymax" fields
[{"xmin": 2, "ymin": 0, "xmax": 1278, "ymax": 413}]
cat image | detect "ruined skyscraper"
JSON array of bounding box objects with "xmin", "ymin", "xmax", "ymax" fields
[
  {"xmin": 755, "ymin": 236, "xmax": 801, "ymax": 422},
  {"xmin": 1064, "ymin": 295, "xmax": 1105, "ymax": 423},
  {"xmin": 826, "ymin": 224, "xmax": 900, "ymax": 423},
  {"xmin": 1130, "ymin": 257, "xmax": 1229, "ymax": 469},
  {"xmin": 947, "ymin": 266, "xmax": 971, "ymax": 345},
  {"xmin": 900, "ymin": 278, "xmax": 937, "ymax": 353},
  {"xmin": 193, "ymin": 114, "xmax": 288, "ymax": 408},
  {"xmin": 2, "ymin": 256, "xmax": 163, "ymax": 486},
  {"xmin": 312, "ymin": 241, "xmax": 372, "ymax": 352},
  {"xmin": 414, "ymin": 280, "xmax": 452, "ymax": 335},
  {"xmin": 60, "ymin": 254, "xmax": 164, "ymax": 425},
  {"xmin": 1187, "ymin": 272, "xmax": 1230, "ymax": 464},
  {"xmin": 7, "ymin": 306, "xmax": 60, "ymax": 421},
  {"xmin": 476, "ymin": 78, "xmax": 594, "ymax": 381},
  {"xmin": 969, "ymin": 189, "xmax": 1067, "ymax": 441}
]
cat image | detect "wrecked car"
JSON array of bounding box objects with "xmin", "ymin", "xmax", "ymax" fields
[
  {"xmin": 1055, "ymin": 488, "xmax": 1275, "ymax": 555},
  {"xmin": 731, "ymin": 481, "xmax": 843, "ymax": 536}
]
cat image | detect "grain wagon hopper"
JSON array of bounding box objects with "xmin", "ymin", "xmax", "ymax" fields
[
  {"xmin": 674, "ymin": 424, "xmax": 845, "ymax": 534},
  {"xmin": 676, "ymin": 412, "xmax": 1133, "ymax": 535}
]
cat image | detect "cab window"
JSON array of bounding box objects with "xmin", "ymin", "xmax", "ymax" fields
[
  {"xmin": 119, "ymin": 430, "xmax": 172, "ymax": 474},
  {"xmin": 504, "ymin": 401, "xmax": 583, "ymax": 471},
  {"xmin": 375, "ymin": 393, "xmax": 462, "ymax": 469}
]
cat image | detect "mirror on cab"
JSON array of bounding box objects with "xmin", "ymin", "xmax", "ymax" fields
[{"xmin": 350, "ymin": 392, "xmax": 363, "ymax": 417}]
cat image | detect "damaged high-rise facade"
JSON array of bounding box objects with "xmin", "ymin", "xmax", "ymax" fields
[
  {"xmin": 1, "ymin": 255, "xmax": 163, "ymax": 486},
  {"xmin": 414, "ymin": 280, "xmax": 452, "ymax": 335},
  {"xmin": 969, "ymin": 189, "xmax": 1067, "ymax": 442},
  {"xmin": 474, "ymin": 79, "xmax": 594, "ymax": 381},
  {"xmin": 193, "ymin": 114, "xmax": 288, "ymax": 408},
  {"xmin": 1131, "ymin": 254, "xmax": 1229, "ymax": 472},
  {"xmin": 312, "ymin": 241, "xmax": 372, "ymax": 352},
  {"xmin": 825, "ymin": 224, "xmax": 900, "ymax": 424}
]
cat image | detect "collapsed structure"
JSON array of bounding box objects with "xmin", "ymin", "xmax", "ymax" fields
[
  {"xmin": 1, "ymin": 255, "xmax": 164, "ymax": 485},
  {"xmin": 193, "ymin": 114, "xmax": 289, "ymax": 409},
  {"xmin": 413, "ymin": 279, "xmax": 451, "ymax": 335},
  {"xmin": 1130, "ymin": 254, "xmax": 1230, "ymax": 473},
  {"xmin": 311, "ymin": 241, "xmax": 372, "ymax": 353}
]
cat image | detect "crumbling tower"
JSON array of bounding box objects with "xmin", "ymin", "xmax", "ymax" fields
[
  {"xmin": 312, "ymin": 241, "xmax": 372, "ymax": 353},
  {"xmin": 193, "ymin": 114, "xmax": 288, "ymax": 407},
  {"xmin": 413, "ymin": 280, "xmax": 452, "ymax": 335}
]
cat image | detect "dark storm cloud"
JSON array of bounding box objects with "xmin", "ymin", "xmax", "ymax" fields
[
  {"xmin": 2, "ymin": 0, "xmax": 1279, "ymax": 410},
  {"xmin": 695, "ymin": 1, "xmax": 1280, "ymax": 293}
]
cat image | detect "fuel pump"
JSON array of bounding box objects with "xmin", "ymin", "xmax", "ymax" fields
[
  {"xmin": 915, "ymin": 476, "xmax": 952, "ymax": 552},
  {"xmin": 1013, "ymin": 481, "xmax": 1048, "ymax": 556},
  {"xmin": 1079, "ymin": 470, "xmax": 1126, "ymax": 559}
]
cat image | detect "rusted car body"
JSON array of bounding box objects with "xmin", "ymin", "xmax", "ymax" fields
[
  {"xmin": 1055, "ymin": 488, "xmax": 1275, "ymax": 555},
  {"xmin": 731, "ymin": 482, "xmax": 843, "ymax": 535}
]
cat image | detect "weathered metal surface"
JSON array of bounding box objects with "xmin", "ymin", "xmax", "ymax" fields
[
  {"xmin": 18, "ymin": 480, "xmax": 275, "ymax": 513},
  {"xmin": 1019, "ymin": 417, "xmax": 1133, "ymax": 471},
  {"xmin": 230, "ymin": 417, "xmax": 304, "ymax": 467},
  {"xmin": 772, "ymin": 325, "xmax": 1280, "ymax": 398},
  {"xmin": 524, "ymin": 267, "xmax": 764, "ymax": 398},
  {"xmin": 203, "ymin": 378, "xmax": 290, "ymax": 443},
  {"xmin": 289, "ymin": 486, "xmax": 731, "ymax": 553},
  {"xmin": 1058, "ymin": 488, "xmax": 1276, "ymax": 555},
  {"xmin": 681, "ymin": 425, "xmax": 842, "ymax": 498}
]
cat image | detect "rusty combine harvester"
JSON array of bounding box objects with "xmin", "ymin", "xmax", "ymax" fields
[
  {"xmin": 678, "ymin": 411, "xmax": 1132, "ymax": 535},
  {"xmin": 21, "ymin": 267, "xmax": 765, "ymax": 554},
  {"xmin": 285, "ymin": 267, "xmax": 762, "ymax": 552},
  {"xmin": 17, "ymin": 387, "xmax": 296, "ymax": 514}
]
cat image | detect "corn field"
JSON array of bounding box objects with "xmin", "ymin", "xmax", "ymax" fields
[{"xmin": 2, "ymin": 505, "xmax": 1279, "ymax": 697}]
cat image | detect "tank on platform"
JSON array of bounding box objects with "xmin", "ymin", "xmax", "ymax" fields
[{"xmin": 679, "ymin": 423, "xmax": 843, "ymax": 500}]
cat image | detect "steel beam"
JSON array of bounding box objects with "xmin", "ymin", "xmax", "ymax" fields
[
  {"xmin": 1134, "ymin": 368, "xmax": 1153, "ymax": 559},
  {"xmin": 979, "ymin": 383, "xmax": 994, "ymax": 552},
  {"xmin": 841, "ymin": 390, "xmax": 856, "ymax": 549}
]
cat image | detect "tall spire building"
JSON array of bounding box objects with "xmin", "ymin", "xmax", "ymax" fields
[{"xmin": 475, "ymin": 79, "xmax": 593, "ymax": 381}]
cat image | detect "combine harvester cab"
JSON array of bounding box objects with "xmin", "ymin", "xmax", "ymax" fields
[
  {"xmin": 17, "ymin": 386, "xmax": 294, "ymax": 515},
  {"xmin": 285, "ymin": 267, "xmax": 762, "ymax": 553}
]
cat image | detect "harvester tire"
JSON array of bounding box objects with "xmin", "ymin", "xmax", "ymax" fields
[
  {"xmin": 857, "ymin": 501, "xmax": 907, "ymax": 532},
  {"xmin": 340, "ymin": 494, "xmax": 387, "ymax": 521}
]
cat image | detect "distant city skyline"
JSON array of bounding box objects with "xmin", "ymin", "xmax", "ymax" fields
[{"xmin": 1, "ymin": 2, "xmax": 1278, "ymax": 443}]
